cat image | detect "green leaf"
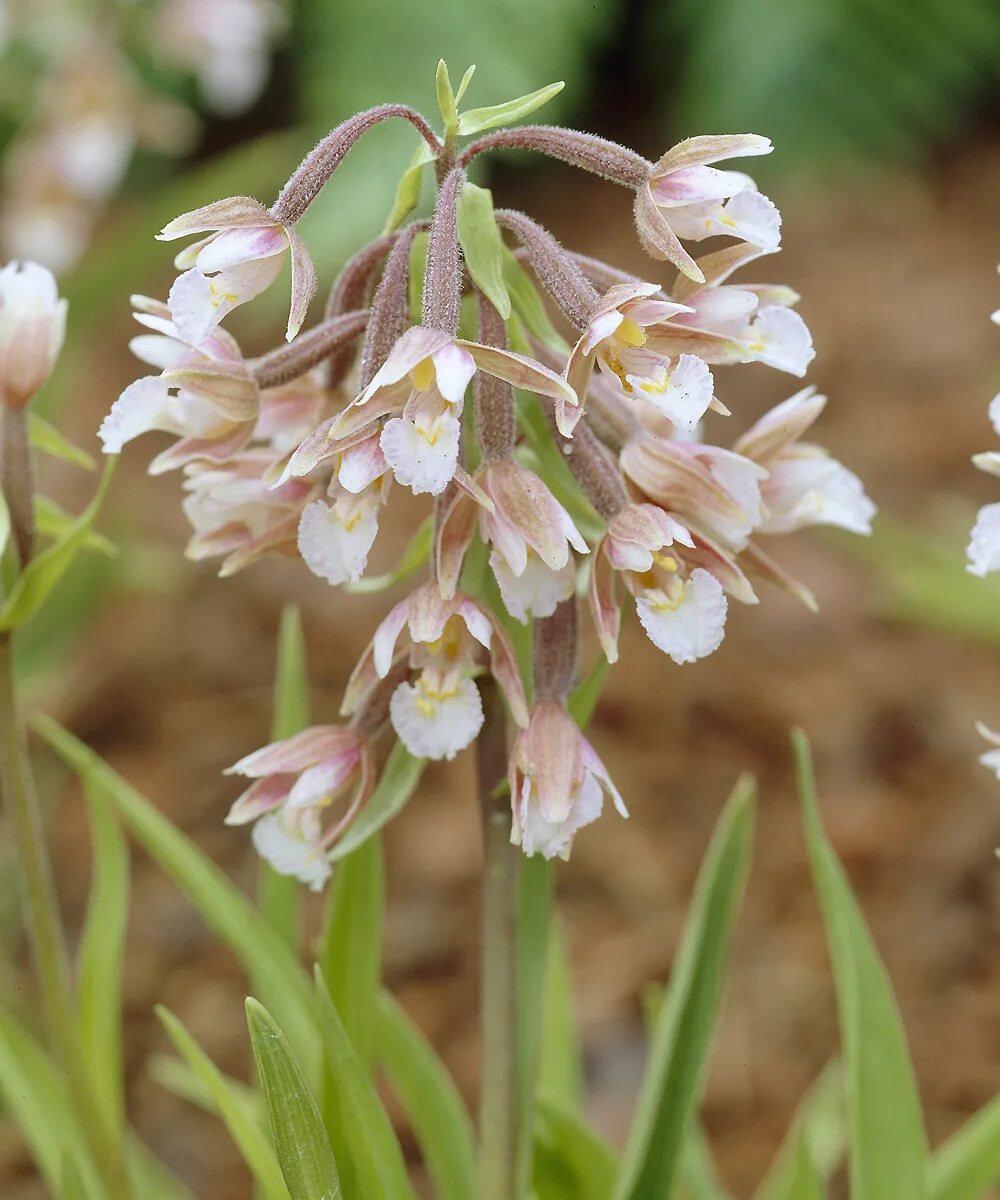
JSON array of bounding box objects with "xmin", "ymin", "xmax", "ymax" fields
[
  {"xmin": 384, "ymin": 141, "xmax": 434, "ymax": 233},
  {"xmin": 793, "ymin": 729, "xmax": 927, "ymax": 1200},
  {"xmin": 35, "ymin": 497, "xmax": 117, "ymax": 558},
  {"xmin": 76, "ymin": 768, "xmax": 129, "ymax": 1139},
  {"xmin": 157, "ymin": 1007, "xmax": 290, "ymax": 1200},
  {"xmin": 408, "ymin": 232, "xmax": 429, "ymax": 325},
  {"xmin": 458, "ymin": 80, "xmax": 566, "ymax": 135},
  {"xmin": 534, "ymin": 1096, "xmax": 617, "ymax": 1200},
  {"xmin": 35, "ymin": 716, "xmax": 320, "ymax": 1075},
  {"xmin": 567, "ymin": 657, "xmax": 610, "ymax": 730},
  {"xmin": 0, "ymin": 457, "xmax": 115, "ymax": 630},
  {"xmin": 327, "ymin": 742, "xmax": 425, "ymax": 862},
  {"xmin": 246, "ymin": 998, "xmax": 341, "ymax": 1200},
  {"xmin": 436, "ymin": 58, "xmax": 460, "ymax": 135},
  {"xmin": 28, "ymin": 412, "xmax": 96, "ymax": 470},
  {"xmin": 515, "ymin": 853, "xmax": 555, "ymax": 1197},
  {"xmin": 928, "ymin": 1090, "xmax": 1000, "ymax": 1200},
  {"xmin": 753, "ymin": 1061, "xmax": 844, "ymax": 1199},
  {"xmin": 314, "ymin": 971, "xmax": 414, "ymax": 1200},
  {"xmin": 614, "ymin": 775, "xmax": 756, "ymax": 1200},
  {"xmin": 375, "ymin": 990, "xmax": 477, "ymax": 1200},
  {"xmin": 503, "ymin": 250, "xmax": 568, "ymax": 353},
  {"xmin": 679, "ymin": 1123, "xmax": 730, "ymax": 1200},
  {"xmin": 61, "ymin": 1149, "xmax": 92, "ymax": 1200},
  {"xmin": 456, "ymin": 182, "xmax": 511, "ymax": 319},
  {"xmin": 0, "ymin": 490, "xmax": 9, "ymax": 559},
  {"xmin": 756, "ymin": 1139, "xmax": 824, "ymax": 1200},
  {"xmin": 318, "ymin": 834, "xmax": 383, "ymax": 1069},
  {"xmin": 538, "ymin": 917, "xmax": 584, "ymax": 1111},
  {"xmin": 258, "ymin": 607, "xmax": 310, "ymax": 950},
  {"xmin": 347, "ymin": 515, "xmax": 432, "ymax": 594}
]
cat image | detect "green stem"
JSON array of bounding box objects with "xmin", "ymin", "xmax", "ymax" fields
[
  {"xmin": 476, "ymin": 677, "xmax": 518, "ymax": 1200},
  {"xmin": 0, "ymin": 634, "xmax": 128, "ymax": 1198}
]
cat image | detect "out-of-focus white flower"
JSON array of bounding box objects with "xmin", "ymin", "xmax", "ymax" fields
[{"xmin": 0, "ymin": 261, "xmax": 66, "ymax": 408}]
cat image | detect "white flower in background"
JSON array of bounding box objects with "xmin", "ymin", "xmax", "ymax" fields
[{"xmin": 0, "ymin": 261, "xmax": 67, "ymax": 409}]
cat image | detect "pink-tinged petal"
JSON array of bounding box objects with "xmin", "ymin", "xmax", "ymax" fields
[
  {"xmin": 674, "ymin": 287, "xmax": 759, "ymax": 328},
  {"xmin": 435, "ymin": 490, "xmax": 478, "ymax": 600},
  {"xmin": 380, "ymin": 413, "xmax": 460, "ymax": 496},
  {"xmin": 487, "ymin": 460, "xmax": 584, "ymax": 570},
  {"xmin": 653, "ymin": 134, "xmax": 773, "ymax": 176},
  {"xmin": 164, "ymin": 362, "xmax": 259, "ymax": 421},
  {"xmin": 286, "ymin": 226, "xmax": 318, "ymax": 341},
  {"xmin": 157, "ymin": 195, "xmax": 273, "ymax": 240},
  {"xmin": 589, "ymin": 543, "xmax": 621, "ymax": 663},
  {"xmin": 431, "ymin": 342, "xmax": 477, "ymax": 406},
  {"xmin": 580, "ymin": 739, "xmax": 628, "ymax": 818},
  {"xmin": 717, "ymin": 189, "xmax": 781, "ymax": 252},
  {"xmin": 225, "ymin": 774, "xmax": 295, "ymax": 825},
  {"xmin": 973, "ymin": 451, "xmax": 1000, "ymax": 478},
  {"xmin": 452, "ymin": 465, "xmax": 496, "ymax": 512},
  {"xmin": 196, "ymin": 225, "xmax": 288, "ymax": 272},
  {"xmin": 372, "ymin": 600, "xmax": 410, "ymax": 677},
  {"xmin": 149, "ymin": 423, "xmax": 256, "ymax": 475},
  {"xmin": 633, "ymin": 184, "xmax": 703, "ymax": 283},
  {"xmin": 593, "ymin": 281, "xmax": 661, "ymax": 320},
  {"xmin": 338, "ymin": 434, "xmax": 387, "ymax": 493},
  {"xmin": 454, "ymin": 597, "xmax": 492, "ymax": 651},
  {"xmin": 217, "ymin": 513, "xmax": 301, "ymax": 577},
  {"xmin": 746, "ymin": 306, "xmax": 815, "ymax": 376},
  {"xmin": 625, "ymin": 298, "xmax": 695, "ymax": 326},
  {"xmin": 651, "ymin": 163, "xmax": 752, "ymax": 207},
  {"xmin": 491, "ymin": 552, "xmax": 574, "ymax": 623},
  {"xmin": 583, "ymin": 309, "xmax": 625, "ymax": 356},
  {"xmin": 461, "ymin": 341, "xmax": 578, "ymax": 408},
  {"xmin": 486, "ymin": 621, "xmax": 528, "ymax": 727},
  {"xmin": 228, "ymin": 725, "xmax": 361, "ymax": 776},
  {"xmin": 390, "ymin": 674, "xmax": 483, "ymax": 761},
  {"xmin": 98, "ymin": 376, "xmax": 174, "ymax": 453},
  {"xmin": 514, "ymin": 771, "xmax": 603, "ymax": 860},
  {"xmin": 525, "ymin": 702, "xmax": 584, "ymax": 824},
  {"xmin": 129, "ymin": 334, "xmax": 191, "ymax": 371},
  {"xmin": 671, "ymin": 243, "xmax": 773, "ymax": 300},
  {"xmin": 635, "ymin": 568, "xmax": 728, "ymax": 664},
  {"xmin": 759, "ymin": 451, "xmax": 874, "ymax": 536},
  {"xmin": 287, "ymin": 752, "xmax": 362, "ymax": 808},
  {"xmin": 734, "ymin": 387, "xmax": 827, "ymax": 464},
  {"xmin": 341, "ymin": 643, "xmax": 381, "ymax": 717},
  {"xmin": 359, "ymin": 326, "xmax": 452, "ymax": 405},
  {"xmin": 968, "ymin": 503, "xmax": 1000, "ymax": 578},
  {"xmin": 680, "ymin": 532, "xmax": 758, "ymax": 604},
  {"xmin": 170, "ymin": 257, "xmax": 285, "ymax": 345},
  {"xmin": 565, "ymin": 333, "xmax": 597, "ymax": 412},
  {"xmin": 741, "ymin": 541, "xmax": 818, "ymax": 613},
  {"xmin": 173, "ymin": 236, "xmax": 215, "ymax": 272}
]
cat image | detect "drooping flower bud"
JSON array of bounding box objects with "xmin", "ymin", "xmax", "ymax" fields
[{"xmin": 0, "ymin": 261, "xmax": 67, "ymax": 410}]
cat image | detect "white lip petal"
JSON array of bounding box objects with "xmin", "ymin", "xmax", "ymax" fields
[
  {"xmin": 380, "ymin": 413, "xmax": 461, "ymax": 496},
  {"xmin": 968, "ymin": 503, "xmax": 1000, "ymax": 578},
  {"xmin": 636, "ymin": 569, "xmax": 728, "ymax": 665},
  {"xmin": 491, "ymin": 552, "xmax": 574, "ymax": 623},
  {"xmin": 389, "ymin": 675, "xmax": 483, "ymax": 761},
  {"xmin": 251, "ymin": 810, "xmax": 331, "ymax": 892}
]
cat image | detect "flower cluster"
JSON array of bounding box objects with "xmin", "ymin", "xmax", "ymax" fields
[{"xmin": 101, "ymin": 76, "xmax": 874, "ymax": 873}]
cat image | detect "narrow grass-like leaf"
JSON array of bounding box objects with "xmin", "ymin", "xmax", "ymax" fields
[
  {"xmin": 538, "ymin": 917, "xmax": 584, "ymax": 1111},
  {"xmin": 515, "ymin": 853, "xmax": 555, "ymax": 1198},
  {"xmin": 533, "ymin": 1096, "xmax": 617, "ymax": 1200},
  {"xmin": 457, "ymin": 182, "xmax": 511, "ymax": 319},
  {"xmin": 757, "ymin": 1139, "xmax": 825, "ymax": 1200},
  {"xmin": 347, "ymin": 515, "xmax": 432, "ymax": 594},
  {"xmin": 158, "ymin": 1007, "xmax": 288, "ymax": 1199},
  {"xmin": 0, "ymin": 491, "xmax": 10, "ymax": 558},
  {"xmin": 76, "ymin": 770, "xmax": 129, "ymax": 1138},
  {"xmin": 614, "ymin": 775, "xmax": 755, "ymax": 1200},
  {"xmin": 435, "ymin": 59, "xmax": 460, "ymax": 135},
  {"xmin": 384, "ymin": 141, "xmax": 433, "ymax": 233},
  {"xmin": 126, "ymin": 1140, "xmax": 196, "ymax": 1200},
  {"xmin": 568, "ymin": 657, "xmax": 610, "ymax": 730},
  {"xmin": 314, "ymin": 971, "xmax": 414, "ymax": 1200},
  {"xmin": 246, "ymin": 998, "xmax": 340, "ymax": 1200},
  {"xmin": 793, "ymin": 729, "xmax": 926, "ymax": 1200},
  {"xmin": 754, "ymin": 1061, "xmax": 844, "ymax": 1200},
  {"xmin": 503, "ymin": 251, "xmax": 567, "ymax": 353},
  {"xmin": 679, "ymin": 1123, "xmax": 730, "ymax": 1200},
  {"xmin": 36, "ymin": 717, "xmax": 319, "ymax": 1073},
  {"xmin": 927, "ymin": 1090, "xmax": 1000, "ymax": 1200},
  {"xmin": 35, "ymin": 497, "xmax": 116, "ymax": 557},
  {"xmin": 327, "ymin": 742, "xmax": 425, "ymax": 862},
  {"xmin": 1, "ymin": 457, "xmax": 115, "ymax": 630},
  {"xmin": 458, "ymin": 80, "xmax": 566, "ymax": 135},
  {"xmin": 319, "ymin": 834, "xmax": 383, "ymax": 1068},
  {"xmin": 258, "ymin": 606, "xmax": 310, "ymax": 950},
  {"xmin": 61, "ymin": 1150, "xmax": 92, "ymax": 1200},
  {"xmin": 29, "ymin": 412, "xmax": 96, "ymax": 470},
  {"xmin": 375, "ymin": 990, "xmax": 477, "ymax": 1200}
]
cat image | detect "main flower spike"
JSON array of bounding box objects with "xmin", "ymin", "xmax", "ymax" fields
[{"xmin": 102, "ymin": 65, "xmax": 873, "ymax": 874}]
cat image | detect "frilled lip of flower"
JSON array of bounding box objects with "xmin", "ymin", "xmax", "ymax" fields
[
  {"xmin": 436, "ymin": 458, "xmax": 588, "ymax": 599},
  {"xmin": 509, "ymin": 699, "xmax": 626, "ymax": 828},
  {"xmin": 335, "ymin": 325, "xmax": 579, "ymax": 439},
  {"xmin": 341, "ymin": 582, "xmax": 528, "ymax": 729}
]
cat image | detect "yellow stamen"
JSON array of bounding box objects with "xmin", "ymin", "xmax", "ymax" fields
[{"xmin": 616, "ymin": 318, "xmax": 647, "ymax": 348}]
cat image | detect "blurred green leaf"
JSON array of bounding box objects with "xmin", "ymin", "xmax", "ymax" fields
[
  {"xmin": 319, "ymin": 834, "xmax": 383, "ymax": 1070},
  {"xmin": 0, "ymin": 491, "xmax": 8, "ymax": 560},
  {"xmin": 458, "ymin": 80, "xmax": 566, "ymax": 136},
  {"xmin": 756, "ymin": 1139, "xmax": 825, "ymax": 1200},
  {"xmin": 503, "ymin": 252, "xmax": 568, "ymax": 354},
  {"xmin": 753, "ymin": 1061, "xmax": 845, "ymax": 1200},
  {"xmin": 246, "ymin": 998, "xmax": 341, "ymax": 1200},
  {"xmin": 348, "ymin": 514, "xmax": 432, "ymax": 594},
  {"xmin": 28, "ymin": 413, "xmax": 96, "ymax": 471},
  {"xmin": 60, "ymin": 1150, "xmax": 92, "ymax": 1200},
  {"xmin": 927, "ymin": 1090, "xmax": 1000, "ymax": 1200},
  {"xmin": 679, "ymin": 1123, "xmax": 730, "ymax": 1200},
  {"xmin": 538, "ymin": 917, "xmax": 584, "ymax": 1111},
  {"xmin": 614, "ymin": 775, "xmax": 755, "ymax": 1200},
  {"xmin": 157, "ymin": 1007, "xmax": 289, "ymax": 1200},
  {"xmin": 0, "ymin": 457, "xmax": 115, "ymax": 630},
  {"xmin": 76, "ymin": 769, "xmax": 129, "ymax": 1139},
  {"xmin": 327, "ymin": 742, "xmax": 425, "ymax": 862},
  {"xmin": 793, "ymin": 729, "xmax": 927, "ymax": 1200},
  {"xmin": 384, "ymin": 141, "xmax": 434, "ymax": 233},
  {"xmin": 534, "ymin": 1096, "xmax": 617, "ymax": 1200},
  {"xmin": 567, "ymin": 657, "xmax": 610, "ymax": 730},
  {"xmin": 457, "ymin": 182, "xmax": 511, "ymax": 319},
  {"xmin": 258, "ymin": 606, "xmax": 310, "ymax": 952},
  {"xmin": 314, "ymin": 971, "xmax": 414, "ymax": 1200},
  {"xmin": 35, "ymin": 497, "xmax": 117, "ymax": 558},
  {"xmin": 375, "ymin": 990, "xmax": 477, "ymax": 1200},
  {"xmin": 35, "ymin": 717, "xmax": 320, "ymax": 1076}
]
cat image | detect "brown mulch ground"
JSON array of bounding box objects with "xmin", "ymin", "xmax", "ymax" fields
[{"xmin": 3, "ymin": 140, "xmax": 1000, "ymax": 1197}]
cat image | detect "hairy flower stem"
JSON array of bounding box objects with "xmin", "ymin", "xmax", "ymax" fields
[
  {"xmin": 544, "ymin": 406, "xmax": 629, "ymax": 522},
  {"xmin": 250, "ymin": 310, "xmax": 369, "ymax": 388},
  {"xmin": 271, "ymin": 105, "xmax": 441, "ymax": 224},
  {"xmin": 460, "ymin": 124, "xmax": 650, "ymax": 187},
  {"xmin": 0, "ymin": 636, "xmax": 129, "ymax": 1200},
  {"xmin": 533, "ymin": 598, "xmax": 578, "ymax": 700},
  {"xmin": 324, "ymin": 234, "xmax": 399, "ymax": 386},
  {"xmin": 423, "ymin": 168, "xmax": 466, "ymax": 334},
  {"xmin": 496, "ymin": 209, "xmax": 598, "ymax": 329},
  {"xmin": 476, "ymin": 675, "xmax": 518, "ymax": 1200},
  {"xmin": 2, "ymin": 408, "xmax": 34, "ymax": 565},
  {"xmin": 475, "ymin": 295, "xmax": 516, "ymax": 461},
  {"xmin": 359, "ymin": 225, "xmax": 420, "ymax": 391}
]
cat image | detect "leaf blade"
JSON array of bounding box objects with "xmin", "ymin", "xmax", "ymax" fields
[
  {"xmin": 458, "ymin": 81, "xmax": 566, "ymax": 135},
  {"xmin": 327, "ymin": 742, "xmax": 425, "ymax": 862},
  {"xmin": 456, "ymin": 182, "xmax": 511, "ymax": 320}
]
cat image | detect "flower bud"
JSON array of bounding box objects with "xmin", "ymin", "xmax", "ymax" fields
[{"xmin": 0, "ymin": 262, "xmax": 67, "ymax": 409}]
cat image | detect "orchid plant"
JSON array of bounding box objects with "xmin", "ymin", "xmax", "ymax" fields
[{"xmin": 2, "ymin": 59, "xmax": 1000, "ymax": 1200}]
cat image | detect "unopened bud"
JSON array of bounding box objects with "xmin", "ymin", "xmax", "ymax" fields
[{"xmin": 0, "ymin": 262, "xmax": 67, "ymax": 410}]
